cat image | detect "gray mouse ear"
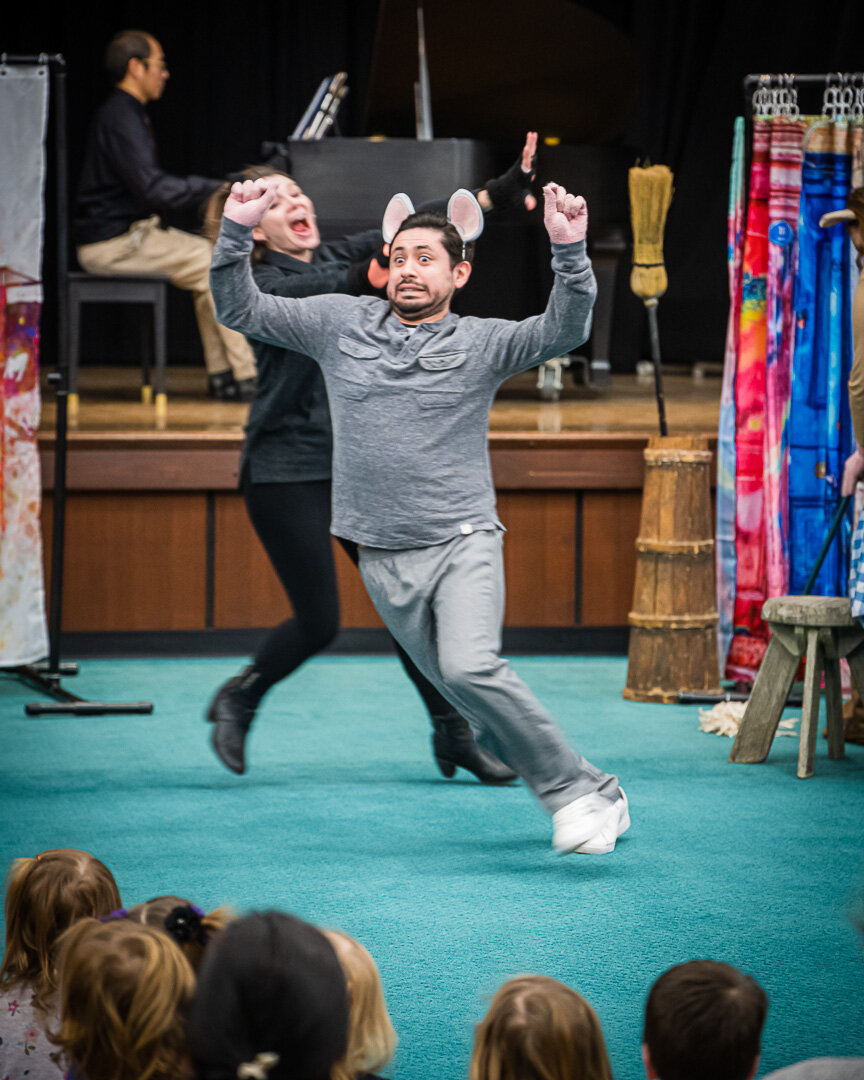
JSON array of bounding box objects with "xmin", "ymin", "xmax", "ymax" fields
[
  {"xmin": 447, "ymin": 188, "xmax": 484, "ymax": 242},
  {"xmin": 382, "ymin": 193, "xmax": 416, "ymax": 243}
]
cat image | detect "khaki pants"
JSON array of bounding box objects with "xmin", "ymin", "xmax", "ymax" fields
[{"xmin": 77, "ymin": 217, "xmax": 256, "ymax": 380}]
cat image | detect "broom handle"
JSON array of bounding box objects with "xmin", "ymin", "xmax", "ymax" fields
[
  {"xmin": 644, "ymin": 298, "xmax": 668, "ymax": 437},
  {"xmin": 802, "ymin": 494, "xmax": 851, "ymax": 595}
]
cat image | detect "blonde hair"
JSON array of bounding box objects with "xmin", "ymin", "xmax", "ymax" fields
[
  {"xmin": 470, "ymin": 976, "xmax": 613, "ymax": 1080},
  {"xmin": 323, "ymin": 929, "xmax": 397, "ymax": 1080},
  {"xmin": 125, "ymin": 895, "xmax": 235, "ymax": 972},
  {"xmin": 0, "ymin": 848, "xmax": 122, "ymax": 1010},
  {"xmin": 51, "ymin": 918, "xmax": 195, "ymax": 1080}
]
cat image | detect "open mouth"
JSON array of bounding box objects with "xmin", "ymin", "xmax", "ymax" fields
[{"xmin": 289, "ymin": 217, "xmax": 313, "ymax": 237}]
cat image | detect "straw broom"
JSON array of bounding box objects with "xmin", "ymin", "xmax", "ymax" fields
[{"xmin": 629, "ymin": 163, "xmax": 674, "ymax": 436}]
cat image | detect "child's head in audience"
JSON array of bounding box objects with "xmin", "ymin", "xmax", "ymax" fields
[
  {"xmin": 322, "ymin": 929, "xmax": 397, "ymax": 1080},
  {"xmin": 124, "ymin": 896, "xmax": 234, "ymax": 972},
  {"xmin": 642, "ymin": 960, "xmax": 768, "ymax": 1080},
  {"xmin": 51, "ymin": 917, "xmax": 195, "ymax": 1080},
  {"xmin": 470, "ymin": 975, "xmax": 613, "ymax": 1080},
  {"xmin": 188, "ymin": 911, "xmax": 349, "ymax": 1080},
  {"xmin": 0, "ymin": 848, "xmax": 122, "ymax": 1009}
]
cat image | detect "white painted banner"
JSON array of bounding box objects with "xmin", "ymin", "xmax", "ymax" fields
[{"xmin": 0, "ymin": 63, "xmax": 49, "ymax": 665}]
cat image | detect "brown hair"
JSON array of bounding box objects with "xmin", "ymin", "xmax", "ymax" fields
[
  {"xmin": 470, "ymin": 975, "xmax": 613, "ymax": 1080},
  {"xmin": 124, "ymin": 896, "xmax": 234, "ymax": 973},
  {"xmin": 203, "ymin": 165, "xmax": 288, "ymax": 264},
  {"xmin": 0, "ymin": 849, "xmax": 122, "ymax": 1010},
  {"xmin": 642, "ymin": 960, "xmax": 768, "ymax": 1080},
  {"xmin": 323, "ymin": 929, "xmax": 397, "ymax": 1080},
  {"xmin": 51, "ymin": 918, "xmax": 195, "ymax": 1080}
]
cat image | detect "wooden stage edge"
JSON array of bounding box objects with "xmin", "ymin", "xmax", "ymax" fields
[{"xmin": 39, "ymin": 428, "xmax": 717, "ymax": 492}]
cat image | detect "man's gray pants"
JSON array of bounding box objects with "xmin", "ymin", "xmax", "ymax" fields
[{"xmin": 358, "ymin": 530, "xmax": 620, "ymax": 814}]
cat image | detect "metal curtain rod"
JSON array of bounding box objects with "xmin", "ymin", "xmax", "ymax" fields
[
  {"xmin": 0, "ymin": 53, "xmax": 66, "ymax": 67},
  {"xmin": 743, "ymin": 72, "xmax": 863, "ymax": 90}
]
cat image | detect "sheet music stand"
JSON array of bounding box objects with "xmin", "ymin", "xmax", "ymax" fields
[{"xmin": 291, "ymin": 72, "xmax": 349, "ymax": 140}]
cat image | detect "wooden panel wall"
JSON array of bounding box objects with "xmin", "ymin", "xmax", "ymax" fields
[
  {"xmin": 581, "ymin": 492, "xmax": 643, "ymax": 626},
  {"xmin": 42, "ymin": 493, "xmax": 207, "ymax": 631},
  {"xmin": 41, "ymin": 488, "xmax": 646, "ymax": 632},
  {"xmin": 38, "ymin": 437, "xmax": 666, "ymax": 634}
]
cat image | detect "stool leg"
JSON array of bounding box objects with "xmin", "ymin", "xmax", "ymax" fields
[
  {"xmin": 798, "ymin": 628, "xmax": 822, "ymax": 779},
  {"xmin": 141, "ymin": 304, "xmax": 152, "ymax": 404},
  {"xmin": 68, "ymin": 288, "xmax": 81, "ymax": 419},
  {"xmin": 845, "ymin": 639, "xmax": 864, "ymax": 702},
  {"xmin": 729, "ymin": 631, "xmax": 800, "ymax": 764},
  {"xmin": 154, "ymin": 286, "xmax": 167, "ymax": 417}
]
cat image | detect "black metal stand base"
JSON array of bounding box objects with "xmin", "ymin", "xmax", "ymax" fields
[{"xmin": 10, "ymin": 665, "xmax": 153, "ymax": 716}]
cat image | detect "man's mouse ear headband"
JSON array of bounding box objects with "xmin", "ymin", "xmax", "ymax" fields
[{"xmin": 382, "ymin": 189, "xmax": 484, "ymax": 257}]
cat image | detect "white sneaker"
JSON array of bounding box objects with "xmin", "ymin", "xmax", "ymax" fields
[{"xmin": 552, "ymin": 789, "xmax": 630, "ymax": 855}]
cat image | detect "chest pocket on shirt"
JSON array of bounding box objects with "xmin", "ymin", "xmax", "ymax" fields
[
  {"xmin": 335, "ymin": 335, "xmax": 380, "ymax": 398},
  {"xmin": 418, "ymin": 352, "xmax": 466, "ymax": 372},
  {"xmin": 416, "ymin": 352, "xmax": 468, "ymax": 400}
]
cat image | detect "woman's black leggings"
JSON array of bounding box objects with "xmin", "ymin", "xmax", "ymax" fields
[{"xmin": 243, "ymin": 475, "xmax": 455, "ymax": 721}]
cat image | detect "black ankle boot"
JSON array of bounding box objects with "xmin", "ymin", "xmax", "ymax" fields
[
  {"xmin": 431, "ymin": 715, "xmax": 518, "ymax": 785},
  {"xmin": 207, "ymin": 667, "xmax": 266, "ymax": 774},
  {"xmin": 208, "ymin": 370, "xmax": 239, "ymax": 401}
]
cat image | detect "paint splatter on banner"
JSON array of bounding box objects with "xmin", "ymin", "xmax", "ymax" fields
[{"xmin": 0, "ymin": 65, "xmax": 49, "ymax": 664}]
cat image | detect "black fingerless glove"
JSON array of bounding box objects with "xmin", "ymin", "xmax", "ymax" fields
[{"xmin": 484, "ymin": 153, "xmax": 537, "ymax": 213}]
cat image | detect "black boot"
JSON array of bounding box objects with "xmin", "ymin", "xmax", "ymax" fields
[
  {"xmin": 207, "ymin": 666, "xmax": 266, "ymax": 774},
  {"xmin": 432, "ymin": 715, "xmax": 518, "ymax": 785},
  {"xmin": 208, "ymin": 370, "xmax": 239, "ymax": 401}
]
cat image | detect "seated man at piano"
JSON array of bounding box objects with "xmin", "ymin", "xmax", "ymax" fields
[{"xmin": 203, "ymin": 134, "xmax": 540, "ymax": 784}]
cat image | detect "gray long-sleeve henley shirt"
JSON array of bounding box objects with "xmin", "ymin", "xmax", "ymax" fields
[{"xmin": 211, "ymin": 217, "xmax": 596, "ymax": 549}]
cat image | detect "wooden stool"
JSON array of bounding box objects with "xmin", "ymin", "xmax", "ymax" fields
[
  {"xmin": 729, "ymin": 596, "xmax": 864, "ymax": 778},
  {"xmin": 68, "ymin": 272, "xmax": 170, "ymax": 421}
]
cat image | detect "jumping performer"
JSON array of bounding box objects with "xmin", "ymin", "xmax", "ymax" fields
[
  {"xmin": 204, "ymin": 140, "xmax": 539, "ymax": 784},
  {"xmin": 211, "ymin": 177, "xmax": 629, "ymax": 855}
]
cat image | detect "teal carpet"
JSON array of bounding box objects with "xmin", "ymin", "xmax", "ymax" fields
[{"xmin": 3, "ymin": 656, "xmax": 864, "ymax": 1080}]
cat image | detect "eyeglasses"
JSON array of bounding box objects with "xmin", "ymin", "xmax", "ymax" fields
[{"xmin": 143, "ymin": 57, "xmax": 167, "ymax": 71}]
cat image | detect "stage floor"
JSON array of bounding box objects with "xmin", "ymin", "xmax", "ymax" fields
[{"xmin": 39, "ymin": 366, "xmax": 721, "ymax": 437}]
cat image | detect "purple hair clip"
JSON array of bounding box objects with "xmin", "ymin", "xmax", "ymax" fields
[{"xmin": 98, "ymin": 908, "xmax": 128, "ymax": 922}]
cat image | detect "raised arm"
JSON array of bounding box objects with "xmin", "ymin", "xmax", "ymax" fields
[{"xmin": 483, "ymin": 181, "xmax": 595, "ymax": 375}]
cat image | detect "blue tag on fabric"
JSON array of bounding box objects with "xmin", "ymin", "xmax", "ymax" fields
[{"xmin": 769, "ymin": 221, "xmax": 793, "ymax": 246}]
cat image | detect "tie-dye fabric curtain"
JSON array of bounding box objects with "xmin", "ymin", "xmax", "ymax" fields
[
  {"xmin": 722, "ymin": 106, "xmax": 862, "ymax": 680},
  {"xmin": 0, "ymin": 64, "xmax": 49, "ymax": 665},
  {"xmin": 716, "ymin": 117, "xmax": 745, "ymax": 670},
  {"xmin": 726, "ymin": 117, "xmax": 771, "ymax": 682},
  {"xmin": 788, "ymin": 122, "xmax": 861, "ymax": 595}
]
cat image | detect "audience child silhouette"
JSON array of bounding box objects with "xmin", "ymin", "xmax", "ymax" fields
[{"xmin": 0, "ymin": 849, "xmax": 122, "ymax": 1080}]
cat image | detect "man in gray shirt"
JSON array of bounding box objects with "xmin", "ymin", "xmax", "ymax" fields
[{"xmin": 210, "ymin": 177, "xmax": 628, "ymax": 855}]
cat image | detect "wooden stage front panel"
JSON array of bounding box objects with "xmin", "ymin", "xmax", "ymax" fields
[{"xmin": 38, "ymin": 371, "xmax": 719, "ymax": 640}]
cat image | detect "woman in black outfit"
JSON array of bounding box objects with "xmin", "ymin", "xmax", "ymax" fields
[{"xmin": 204, "ymin": 137, "xmax": 537, "ymax": 782}]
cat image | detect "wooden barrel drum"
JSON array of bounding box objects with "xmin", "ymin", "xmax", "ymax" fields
[{"xmin": 623, "ymin": 435, "xmax": 721, "ymax": 703}]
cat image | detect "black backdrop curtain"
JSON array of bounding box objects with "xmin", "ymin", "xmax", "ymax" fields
[{"xmin": 8, "ymin": 0, "xmax": 864, "ymax": 370}]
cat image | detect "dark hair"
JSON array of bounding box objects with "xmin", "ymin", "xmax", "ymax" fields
[
  {"xmin": 187, "ymin": 911, "xmax": 349, "ymax": 1080},
  {"xmin": 391, "ymin": 211, "xmax": 474, "ymax": 266},
  {"xmin": 643, "ymin": 960, "xmax": 768, "ymax": 1080},
  {"xmin": 105, "ymin": 30, "xmax": 153, "ymax": 83}
]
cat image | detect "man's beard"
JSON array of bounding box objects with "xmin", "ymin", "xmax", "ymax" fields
[{"xmin": 388, "ymin": 286, "xmax": 449, "ymax": 323}]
